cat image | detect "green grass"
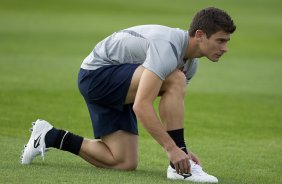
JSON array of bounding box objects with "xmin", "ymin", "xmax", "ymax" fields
[{"xmin": 1, "ymin": 0, "xmax": 282, "ymax": 183}]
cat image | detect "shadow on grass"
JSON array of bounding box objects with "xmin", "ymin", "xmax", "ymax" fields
[
  {"xmin": 28, "ymin": 162, "xmax": 250, "ymax": 184},
  {"xmin": 26, "ymin": 161, "xmax": 175, "ymax": 183}
]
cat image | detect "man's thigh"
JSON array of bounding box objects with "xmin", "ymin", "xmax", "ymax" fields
[{"xmin": 101, "ymin": 130, "xmax": 138, "ymax": 165}]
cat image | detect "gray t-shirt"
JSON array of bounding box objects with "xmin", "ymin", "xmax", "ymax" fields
[{"xmin": 81, "ymin": 25, "xmax": 198, "ymax": 85}]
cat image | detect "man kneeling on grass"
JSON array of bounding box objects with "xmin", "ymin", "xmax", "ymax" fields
[{"xmin": 21, "ymin": 7, "xmax": 236, "ymax": 183}]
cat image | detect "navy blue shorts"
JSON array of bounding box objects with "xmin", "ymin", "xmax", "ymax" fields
[{"xmin": 78, "ymin": 64, "xmax": 140, "ymax": 138}]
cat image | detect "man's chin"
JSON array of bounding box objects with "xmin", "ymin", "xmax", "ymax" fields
[{"xmin": 208, "ymin": 57, "xmax": 219, "ymax": 62}]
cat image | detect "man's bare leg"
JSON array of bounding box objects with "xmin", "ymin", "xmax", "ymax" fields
[
  {"xmin": 79, "ymin": 130, "xmax": 138, "ymax": 170},
  {"xmin": 158, "ymin": 70, "xmax": 190, "ymax": 169},
  {"xmin": 158, "ymin": 70, "xmax": 186, "ymax": 131},
  {"xmin": 158, "ymin": 70, "xmax": 200, "ymax": 167}
]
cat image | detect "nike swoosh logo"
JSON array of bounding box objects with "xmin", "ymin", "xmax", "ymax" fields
[
  {"xmin": 180, "ymin": 173, "xmax": 192, "ymax": 179},
  {"xmin": 173, "ymin": 171, "xmax": 192, "ymax": 179},
  {"xmin": 34, "ymin": 134, "xmax": 41, "ymax": 148}
]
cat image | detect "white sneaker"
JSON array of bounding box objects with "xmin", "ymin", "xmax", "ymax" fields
[
  {"xmin": 21, "ymin": 119, "xmax": 53, "ymax": 164},
  {"xmin": 167, "ymin": 160, "xmax": 218, "ymax": 183}
]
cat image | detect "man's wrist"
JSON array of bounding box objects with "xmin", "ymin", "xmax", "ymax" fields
[{"xmin": 164, "ymin": 141, "xmax": 177, "ymax": 152}]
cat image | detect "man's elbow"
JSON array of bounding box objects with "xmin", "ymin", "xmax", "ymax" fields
[
  {"xmin": 133, "ymin": 102, "xmax": 143, "ymax": 117},
  {"xmin": 133, "ymin": 101, "xmax": 150, "ymax": 118}
]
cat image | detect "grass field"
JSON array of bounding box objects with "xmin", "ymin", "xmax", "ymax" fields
[{"xmin": 1, "ymin": 0, "xmax": 282, "ymax": 183}]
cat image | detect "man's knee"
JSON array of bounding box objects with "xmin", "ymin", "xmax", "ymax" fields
[
  {"xmin": 121, "ymin": 159, "xmax": 138, "ymax": 170},
  {"xmin": 160, "ymin": 70, "xmax": 186, "ymax": 97},
  {"xmin": 102, "ymin": 131, "xmax": 138, "ymax": 170},
  {"xmin": 113, "ymin": 157, "xmax": 138, "ymax": 170}
]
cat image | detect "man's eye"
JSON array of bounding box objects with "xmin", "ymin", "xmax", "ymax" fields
[{"xmin": 218, "ymin": 39, "xmax": 225, "ymax": 43}]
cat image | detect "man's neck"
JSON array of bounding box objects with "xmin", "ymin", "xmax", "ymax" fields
[{"xmin": 185, "ymin": 37, "xmax": 202, "ymax": 59}]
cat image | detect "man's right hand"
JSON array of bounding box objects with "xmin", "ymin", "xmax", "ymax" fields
[{"xmin": 167, "ymin": 145, "xmax": 191, "ymax": 174}]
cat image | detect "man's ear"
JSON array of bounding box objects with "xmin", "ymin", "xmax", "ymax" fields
[{"xmin": 195, "ymin": 30, "xmax": 205, "ymax": 41}]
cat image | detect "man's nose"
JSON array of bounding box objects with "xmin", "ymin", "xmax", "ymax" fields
[{"xmin": 221, "ymin": 44, "xmax": 228, "ymax": 53}]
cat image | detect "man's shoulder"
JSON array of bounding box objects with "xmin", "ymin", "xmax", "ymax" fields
[{"xmin": 126, "ymin": 25, "xmax": 186, "ymax": 36}]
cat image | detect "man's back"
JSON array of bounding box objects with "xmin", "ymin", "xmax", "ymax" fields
[{"xmin": 81, "ymin": 24, "xmax": 197, "ymax": 81}]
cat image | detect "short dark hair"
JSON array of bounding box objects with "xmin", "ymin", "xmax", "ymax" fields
[{"xmin": 189, "ymin": 7, "xmax": 236, "ymax": 38}]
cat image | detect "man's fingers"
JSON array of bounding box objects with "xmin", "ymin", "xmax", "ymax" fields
[
  {"xmin": 175, "ymin": 158, "xmax": 190, "ymax": 174},
  {"xmin": 169, "ymin": 147, "xmax": 193, "ymax": 174},
  {"xmin": 187, "ymin": 158, "xmax": 191, "ymax": 173},
  {"xmin": 178, "ymin": 161, "xmax": 185, "ymax": 174},
  {"xmin": 185, "ymin": 158, "xmax": 190, "ymax": 174},
  {"xmin": 174, "ymin": 163, "xmax": 180, "ymax": 174},
  {"xmin": 183, "ymin": 158, "xmax": 190, "ymax": 174},
  {"xmin": 189, "ymin": 151, "xmax": 201, "ymax": 165}
]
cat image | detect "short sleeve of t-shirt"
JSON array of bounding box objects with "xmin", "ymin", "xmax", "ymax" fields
[{"xmin": 142, "ymin": 39, "xmax": 178, "ymax": 80}]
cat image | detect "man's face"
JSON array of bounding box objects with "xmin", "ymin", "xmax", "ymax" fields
[{"xmin": 199, "ymin": 31, "xmax": 231, "ymax": 62}]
